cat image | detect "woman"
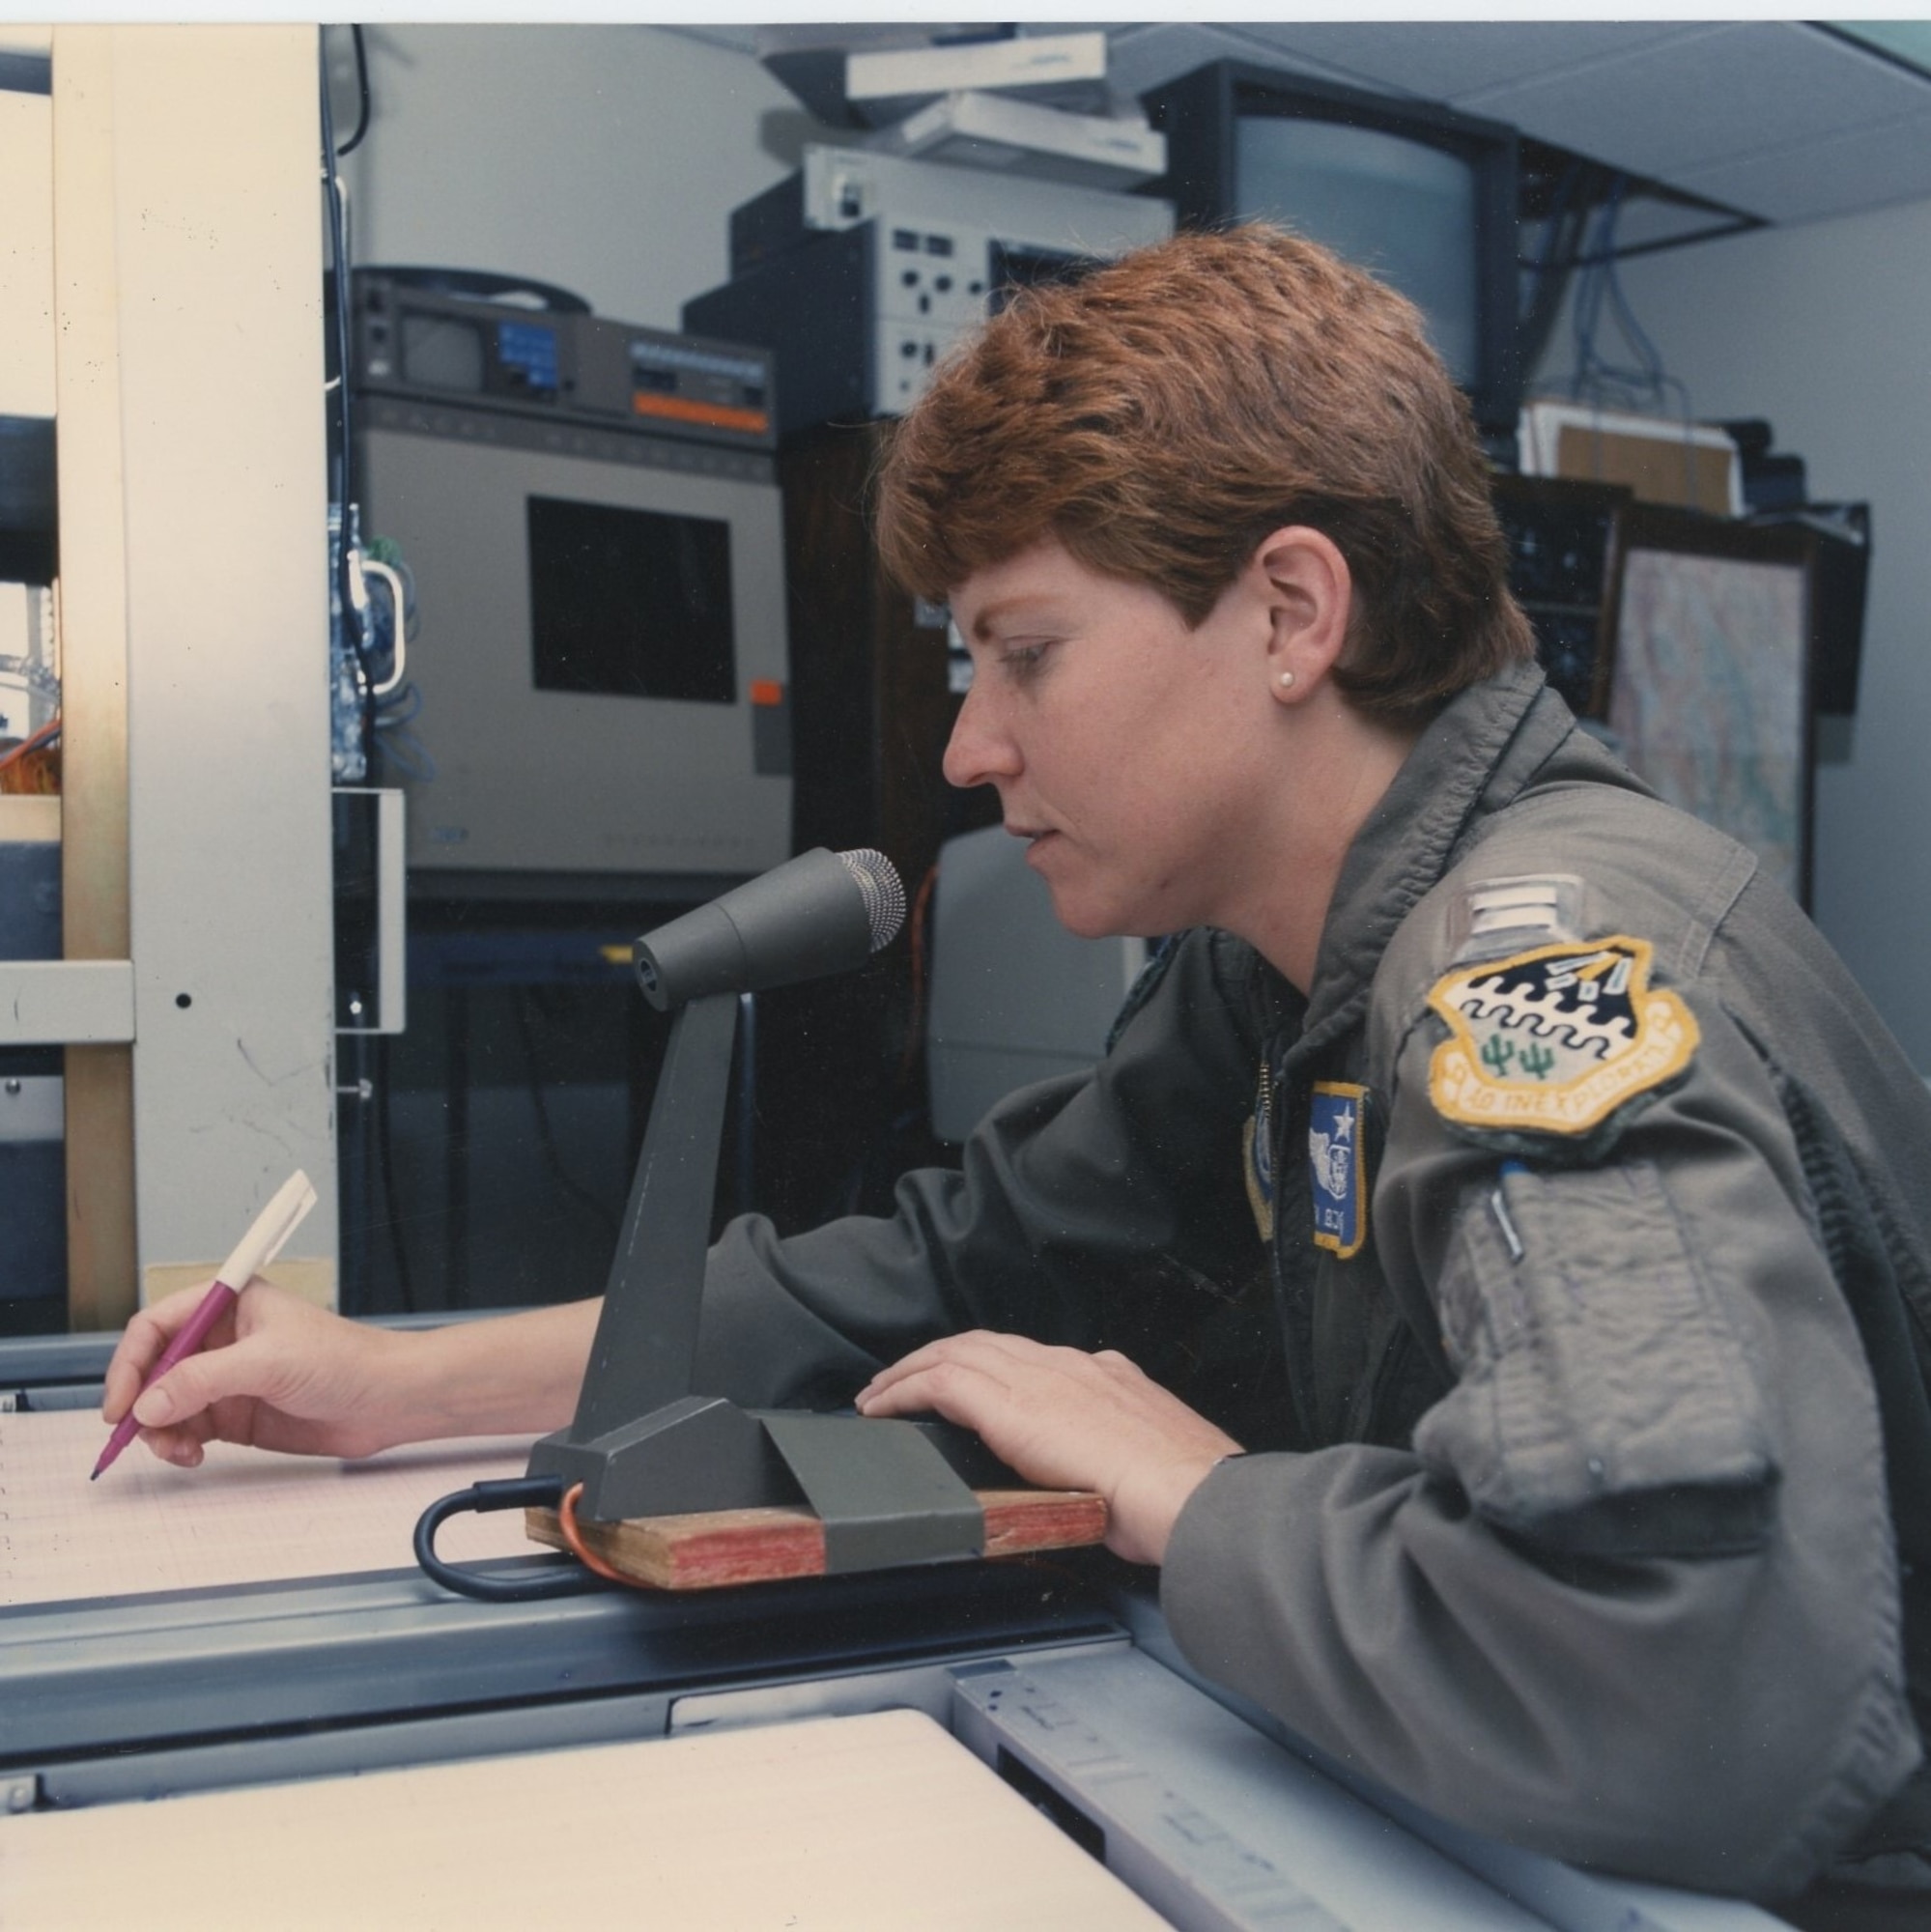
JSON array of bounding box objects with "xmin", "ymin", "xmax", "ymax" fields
[{"xmin": 107, "ymin": 229, "xmax": 1931, "ymax": 1921}]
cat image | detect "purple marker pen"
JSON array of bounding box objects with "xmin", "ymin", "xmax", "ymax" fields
[{"xmin": 92, "ymin": 1169, "xmax": 318, "ymax": 1479}]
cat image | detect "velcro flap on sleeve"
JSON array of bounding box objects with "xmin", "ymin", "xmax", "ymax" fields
[{"xmin": 1414, "ymin": 1160, "xmax": 1778, "ymax": 1557}]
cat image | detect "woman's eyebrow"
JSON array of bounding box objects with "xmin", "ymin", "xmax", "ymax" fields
[{"xmin": 966, "ymin": 597, "xmax": 1065, "ymax": 642}]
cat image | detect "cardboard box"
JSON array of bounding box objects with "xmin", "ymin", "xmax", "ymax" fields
[{"xmin": 1520, "ymin": 401, "xmax": 1742, "ymax": 517}]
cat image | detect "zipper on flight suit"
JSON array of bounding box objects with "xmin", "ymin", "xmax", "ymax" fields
[
  {"xmin": 1263, "ymin": 1044, "xmax": 1437, "ymax": 1449},
  {"xmin": 1260, "ymin": 1046, "xmax": 1323, "ymax": 1446}
]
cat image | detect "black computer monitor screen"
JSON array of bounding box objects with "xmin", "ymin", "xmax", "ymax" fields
[
  {"xmin": 1146, "ymin": 63, "xmax": 1520, "ymax": 429},
  {"xmin": 527, "ymin": 496, "xmax": 735, "ymax": 706},
  {"xmin": 1235, "ymin": 117, "xmax": 1480, "ymax": 391}
]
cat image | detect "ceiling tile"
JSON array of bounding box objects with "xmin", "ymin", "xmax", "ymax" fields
[
  {"xmin": 1672, "ymin": 107, "xmax": 1931, "ymax": 226},
  {"xmin": 1093, "ymin": 22, "xmax": 1353, "ymax": 102},
  {"xmin": 1206, "ymin": 20, "xmax": 1704, "ymax": 106},
  {"xmin": 1476, "ymin": 21, "xmax": 1931, "ymax": 177},
  {"xmin": 655, "ymin": 25, "xmax": 760, "ymax": 57}
]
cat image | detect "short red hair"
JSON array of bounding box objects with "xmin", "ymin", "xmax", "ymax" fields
[{"xmin": 874, "ymin": 226, "xmax": 1534, "ymax": 724}]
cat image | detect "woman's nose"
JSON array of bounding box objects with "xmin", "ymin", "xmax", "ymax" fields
[{"xmin": 942, "ymin": 677, "xmax": 1021, "ymax": 791}]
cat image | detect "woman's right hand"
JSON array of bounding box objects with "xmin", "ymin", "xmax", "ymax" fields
[{"xmin": 101, "ymin": 1280, "xmax": 416, "ymax": 1466}]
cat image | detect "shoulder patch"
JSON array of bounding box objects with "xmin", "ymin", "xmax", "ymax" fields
[{"xmin": 1426, "ymin": 936, "xmax": 1698, "ymax": 1141}]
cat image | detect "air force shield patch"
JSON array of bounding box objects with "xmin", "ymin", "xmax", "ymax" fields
[
  {"xmin": 1309, "ymin": 1081, "xmax": 1368, "ymax": 1260},
  {"xmin": 1427, "ymin": 935, "xmax": 1698, "ymax": 1142}
]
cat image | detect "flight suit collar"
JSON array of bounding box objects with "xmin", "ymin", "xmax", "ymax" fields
[{"xmin": 1297, "ymin": 660, "xmax": 1575, "ymax": 1058}]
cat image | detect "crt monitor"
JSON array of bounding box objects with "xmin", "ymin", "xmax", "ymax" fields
[{"xmin": 1143, "ymin": 63, "xmax": 1521, "ymax": 431}]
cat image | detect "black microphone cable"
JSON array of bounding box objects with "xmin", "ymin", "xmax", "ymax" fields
[{"xmin": 413, "ymin": 1473, "xmax": 606, "ymax": 1602}]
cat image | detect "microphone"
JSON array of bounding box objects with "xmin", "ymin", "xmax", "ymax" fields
[{"xmin": 632, "ymin": 847, "xmax": 906, "ymax": 1011}]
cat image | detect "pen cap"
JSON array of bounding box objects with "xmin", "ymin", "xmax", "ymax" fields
[{"xmin": 215, "ymin": 1170, "xmax": 319, "ymax": 1290}]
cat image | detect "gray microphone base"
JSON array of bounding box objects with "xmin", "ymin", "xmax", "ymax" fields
[{"xmin": 526, "ymin": 1402, "xmax": 1007, "ymax": 1574}]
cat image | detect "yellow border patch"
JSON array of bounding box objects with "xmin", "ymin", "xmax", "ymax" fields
[
  {"xmin": 1427, "ymin": 935, "xmax": 1698, "ymax": 1138},
  {"xmin": 1241, "ymin": 1112, "xmax": 1274, "ymax": 1244},
  {"xmin": 1309, "ymin": 1080, "xmax": 1369, "ymax": 1260}
]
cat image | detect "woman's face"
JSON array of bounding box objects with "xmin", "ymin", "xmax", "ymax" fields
[{"xmin": 943, "ymin": 540, "xmax": 1280, "ymax": 942}]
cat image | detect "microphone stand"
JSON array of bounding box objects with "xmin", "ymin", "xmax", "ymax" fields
[{"xmin": 523, "ymin": 984, "xmax": 992, "ymax": 1576}]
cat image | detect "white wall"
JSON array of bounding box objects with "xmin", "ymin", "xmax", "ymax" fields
[
  {"xmin": 1532, "ymin": 197, "xmax": 1931, "ymax": 1066},
  {"xmin": 335, "ymin": 24, "xmax": 809, "ymax": 330}
]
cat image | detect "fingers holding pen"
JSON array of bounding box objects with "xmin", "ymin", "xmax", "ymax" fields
[
  {"xmin": 129, "ymin": 1353, "xmax": 244, "ymax": 1467},
  {"xmin": 99, "ymin": 1278, "xmax": 408, "ymax": 1467},
  {"xmin": 102, "ymin": 1293, "xmax": 243, "ymax": 1475},
  {"xmin": 100, "ymin": 1285, "xmax": 232, "ymax": 1426},
  {"xmin": 99, "ymin": 1281, "xmax": 247, "ymax": 1469},
  {"xmin": 135, "ymin": 1413, "xmax": 218, "ymax": 1470}
]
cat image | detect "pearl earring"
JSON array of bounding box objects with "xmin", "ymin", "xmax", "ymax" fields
[{"xmin": 1277, "ymin": 670, "xmax": 1296, "ymax": 690}]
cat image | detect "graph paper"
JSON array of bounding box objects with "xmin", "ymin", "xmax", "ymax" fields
[{"xmin": 0, "ymin": 1407, "xmax": 537, "ymax": 1607}]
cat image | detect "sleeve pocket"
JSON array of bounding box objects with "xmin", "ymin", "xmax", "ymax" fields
[{"xmin": 1414, "ymin": 1160, "xmax": 1779, "ymax": 1558}]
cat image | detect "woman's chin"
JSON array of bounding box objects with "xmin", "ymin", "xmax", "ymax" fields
[{"xmin": 1027, "ymin": 840, "xmax": 1151, "ymax": 940}]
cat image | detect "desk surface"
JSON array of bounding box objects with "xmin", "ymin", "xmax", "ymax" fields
[
  {"xmin": 0, "ymin": 1417, "xmax": 1121, "ymax": 1793},
  {"xmin": 1, "ymin": 1408, "xmax": 532, "ymax": 1607},
  {"xmin": 0, "ymin": 1395, "xmax": 1786, "ymax": 1932},
  {"xmin": 1, "ymin": 1707, "xmax": 1167, "ymax": 1932}
]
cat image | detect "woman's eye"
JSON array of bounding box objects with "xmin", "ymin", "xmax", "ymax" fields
[{"xmin": 1002, "ymin": 642, "xmax": 1051, "ymax": 679}]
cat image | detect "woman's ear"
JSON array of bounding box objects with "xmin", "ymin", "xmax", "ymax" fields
[{"xmin": 1247, "ymin": 526, "xmax": 1353, "ymax": 700}]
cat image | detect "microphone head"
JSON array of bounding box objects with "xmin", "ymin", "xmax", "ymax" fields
[
  {"xmin": 837, "ymin": 848, "xmax": 906, "ymax": 952},
  {"xmin": 632, "ymin": 846, "xmax": 907, "ymax": 1010}
]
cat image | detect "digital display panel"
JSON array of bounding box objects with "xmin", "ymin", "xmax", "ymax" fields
[
  {"xmin": 496, "ymin": 320, "xmax": 560, "ymax": 398},
  {"xmin": 399, "ymin": 313, "xmax": 487, "ymax": 393},
  {"xmin": 527, "ymin": 496, "xmax": 735, "ymax": 706}
]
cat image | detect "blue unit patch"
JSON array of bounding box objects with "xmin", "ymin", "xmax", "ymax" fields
[{"xmin": 1309, "ymin": 1081, "xmax": 1369, "ymax": 1260}]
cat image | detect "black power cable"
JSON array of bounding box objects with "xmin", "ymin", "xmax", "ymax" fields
[
  {"xmin": 335, "ymin": 25, "xmax": 371, "ymax": 157},
  {"xmin": 318, "ymin": 31, "xmax": 370, "ymax": 770},
  {"xmin": 413, "ymin": 1473, "xmax": 604, "ymax": 1602}
]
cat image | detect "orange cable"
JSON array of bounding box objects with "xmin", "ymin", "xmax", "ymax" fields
[{"xmin": 556, "ymin": 1481, "xmax": 638, "ymax": 1587}]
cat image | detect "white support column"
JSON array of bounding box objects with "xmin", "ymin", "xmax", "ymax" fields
[{"xmin": 54, "ymin": 25, "xmax": 338, "ymax": 1308}]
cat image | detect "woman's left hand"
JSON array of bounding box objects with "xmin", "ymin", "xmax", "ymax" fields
[{"xmin": 854, "ymin": 1331, "xmax": 1241, "ymax": 1566}]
